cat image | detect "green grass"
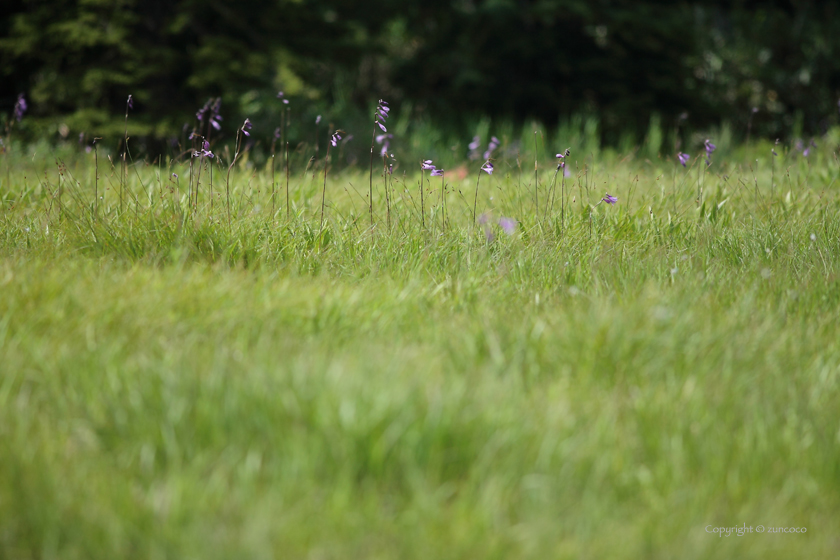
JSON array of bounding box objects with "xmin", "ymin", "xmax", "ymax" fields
[{"xmin": 1, "ymin": 140, "xmax": 839, "ymax": 559}]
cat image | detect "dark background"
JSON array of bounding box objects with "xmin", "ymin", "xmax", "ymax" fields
[{"xmin": 1, "ymin": 0, "xmax": 839, "ymax": 152}]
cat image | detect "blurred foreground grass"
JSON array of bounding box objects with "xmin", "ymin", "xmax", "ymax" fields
[{"xmin": 1, "ymin": 143, "xmax": 839, "ymax": 558}]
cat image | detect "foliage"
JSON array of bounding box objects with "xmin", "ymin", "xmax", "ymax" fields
[{"xmin": 3, "ymin": 1, "xmax": 840, "ymax": 145}]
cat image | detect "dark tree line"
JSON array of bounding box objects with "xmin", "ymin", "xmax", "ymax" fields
[{"xmin": 2, "ymin": 0, "xmax": 839, "ymax": 144}]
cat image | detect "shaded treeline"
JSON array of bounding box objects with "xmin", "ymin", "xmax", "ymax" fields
[{"xmin": 1, "ymin": 0, "xmax": 839, "ymax": 147}]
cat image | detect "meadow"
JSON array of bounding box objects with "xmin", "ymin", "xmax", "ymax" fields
[{"xmin": 1, "ymin": 126, "xmax": 839, "ymax": 559}]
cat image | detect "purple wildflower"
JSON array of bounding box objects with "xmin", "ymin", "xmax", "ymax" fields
[
  {"xmin": 481, "ymin": 161, "xmax": 494, "ymax": 175},
  {"xmin": 13, "ymin": 94, "xmax": 27, "ymax": 122},
  {"xmin": 274, "ymin": 127, "xmax": 281, "ymax": 139},
  {"xmin": 704, "ymin": 139, "xmax": 716, "ymax": 166},
  {"xmin": 241, "ymin": 118, "xmax": 252, "ymax": 136},
  {"xmin": 556, "ymin": 148, "xmax": 570, "ymax": 169},
  {"xmin": 196, "ymin": 98, "xmax": 211, "ymax": 122},
  {"xmin": 421, "ymin": 160, "xmax": 435, "ymax": 171},
  {"xmin": 194, "ymin": 140, "xmax": 214, "ymax": 158},
  {"xmin": 172, "ymin": 173, "xmax": 179, "ymax": 179},
  {"xmin": 330, "ymin": 131, "xmax": 342, "ymax": 147},
  {"xmin": 483, "ymin": 136, "xmax": 500, "ymax": 160},
  {"xmin": 387, "ymin": 164, "xmax": 393, "ymax": 175},
  {"xmin": 499, "ymin": 217, "xmax": 517, "ymax": 235},
  {"xmin": 376, "ymin": 133, "xmax": 392, "ymax": 157},
  {"xmin": 374, "ymin": 99, "xmax": 389, "ymax": 132},
  {"xmin": 209, "ymin": 98, "xmax": 222, "ymax": 130},
  {"xmin": 127, "ymin": 94, "xmax": 133, "ymax": 109},
  {"xmin": 196, "ymin": 98, "xmax": 222, "ymax": 131},
  {"xmin": 315, "ymin": 115, "xmax": 321, "ymax": 125},
  {"xmin": 602, "ymin": 193, "xmax": 617, "ymax": 204},
  {"xmin": 678, "ymin": 152, "xmax": 690, "ymax": 167},
  {"xmin": 431, "ymin": 168, "xmax": 444, "ymax": 176},
  {"xmin": 468, "ymin": 135, "xmax": 481, "ymax": 160}
]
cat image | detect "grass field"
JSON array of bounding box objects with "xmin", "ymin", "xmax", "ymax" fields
[{"xmin": 1, "ymin": 137, "xmax": 839, "ymax": 559}]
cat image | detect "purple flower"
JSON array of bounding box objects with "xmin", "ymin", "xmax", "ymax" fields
[
  {"xmin": 483, "ymin": 136, "xmax": 500, "ymax": 160},
  {"xmin": 172, "ymin": 173, "xmax": 179, "ymax": 179},
  {"xmin": 127, "ymin": 94, "xmax": 133, "ymax": 109},
  {"xmin": 194, "ymin": 140, "xmax": 214, "ymax": 158},
  {"xmin": 387, "ymin": 164, "xmax": 393, "ymax": 175},
  {"xmin": 468, "ymin": 135, "xmax": 481, "ymax": 160},
  {"xmin": 277, "ymin": 91, "xmax": 284, "ymax": 98},
  {"xmin": 498, "ymin": 217, "xmax": 517, "ymax": 235},
  {"xmin": 481, "ymin": 161, "xmax": 494, "ymax": 175},
  {"xmin": 315, "ymin": 115, "xmax": 321, "ymax": 125},
  {"xmin": 704, "ymin": 139, "xmax": 716, "ymax": 166},
  {"xmin": 196, "ymin": 97, "xmax": 222, "ymax": 130},
  {"xmin": 330, "ymin": 131, "xmax": 342, "ymax": 147},
  {"xmin": 241, "ymin": 118, "xmax": 252, "ymax": 136},
  {"xmin": 678, "ymin": 152, "xmax": 690, "ymax": 167},
  {"xmin": 803, "ymin": 147, "xmax": 810, "ymax": 157},
  {"xmin": 209, "ymin": 98, "xmax": 222, "ymax": 130},
  {"xmin": 375, "ymin": 99, "xmax": 389, "ymax": 126},
  {"xmin": 196, "ymin": 98, "xmax": 211, "ymax": 122},
  {"xmin": 772, "ymin": 149, "xmax": 778, "ymax": 156},
  {"xmin": 431, "ymin": 168, "xmax": 444, "ymax": 176},
  {"xmin": 602, "ymin": 193, "xmax": 617, "ymax": 205},
  {"xmin": 274, "ymin": 127, "xmax": 281, "ymax": 139},
  {"xmin": 13, "ymin": 94, "xmax": 27, "ymax": 122},
  {"xmin": 376, "ymin": 133, "xmax": 393, "ymax": 157},
  {"xmin": 421, "ymin": 160, "xmax": 435, "ymax": 171}
]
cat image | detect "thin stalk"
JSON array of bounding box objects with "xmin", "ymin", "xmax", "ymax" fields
[
  {"xmin": 121, "ymin": 104, "xmax": 129, "ymax": 214},
  {"xmin": 93, "ymin": 138, "xmax": 100, "ymax": 218},
  {"xmin": 369, "ymin": 125, "xmax": 376, "ymax": 227},
  {"xmin": 383, "ymin": 155, "xmax": 391, "ymax": 230},
  {"xmin": 533, "ymin": 131, "xmax": 539, "ymax": 222},
  {"xmin": 546, "ymin": 165, "xmax": 561, "ymax": 221},
  {"xmin": 473, "ymin": 167, "xmax": 482, "ymax": 224},
  {"xmin": 320, "ymin": 143, "xmax": 332, "ymax": 231},
  {"xmin": 561, "ymin": 172, "xmax": 566, "ymax": 233},
  {"xmin": 420, "ymin": 168, "xmax": 425, "ymax": 229},
  {"xmin": 440, "ymin": 172, "xmax": 446, "ymax": 232},
  {"xmin": 270, "ymin": 136, "xmax": 276, "ymax": 216},
  {"xmin": 285, "ymin": 142, "xmax": 290, "ymax": 221},
  {"xmin": 225, "ymin": 129, "xmax": 244, "ymax": 228}
]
